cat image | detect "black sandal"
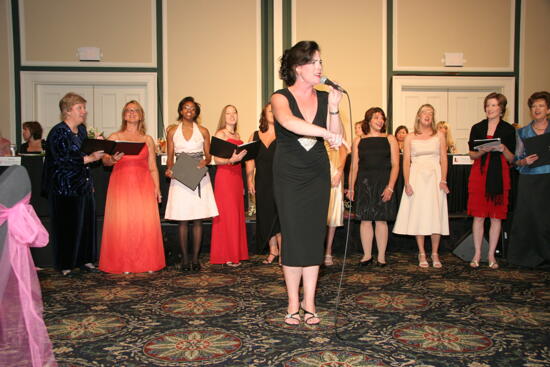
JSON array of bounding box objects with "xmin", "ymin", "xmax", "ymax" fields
[
  {"xmin": 262, "ymin": 253, "xmax": 279, "ymax": 264},
  {"xmin": 300, "ymin": 305, "xmax": 320, "ymax": 325},
  {"xmin": 284, "ymin": 311, "xmax": 300, "ymax": 325}
]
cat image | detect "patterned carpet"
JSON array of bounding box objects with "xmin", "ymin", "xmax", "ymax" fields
[{"xmin": 39, "ymin": 252, "xmax": 550, "ymax": 367}]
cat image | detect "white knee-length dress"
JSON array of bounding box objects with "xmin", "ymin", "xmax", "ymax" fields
[
  {"xmin": 393, "ymin": 136, "xmax": 449, "ymax": 235},
  {"xmin": 165, "ymin": 123, "xmax": 219, "ymax": 221}
]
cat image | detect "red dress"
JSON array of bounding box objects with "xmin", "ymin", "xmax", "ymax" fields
[
  {"xmin": 467, "ymin": 136, "xmax": 511, "ymax": 219},
  {"xmin": 99, "ymin": 145, "xmax": 165, "ymax": 273},
  {"xmin": 210, "ymin": 139, "xmax": 249, "ymax": 264}
]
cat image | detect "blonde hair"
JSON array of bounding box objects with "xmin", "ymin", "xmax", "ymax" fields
[
  {"xmin": 59, "ymin": 92, "xmax": 86, "ymax": 119},
  {"xmin": 217, "ymin": 105, "xmax": 238, "ymax": 132},
  {"xmin": 436, "ymin": 121, "xmax": 455, "ymax": 152},
  {"xmin": 414, "ymin": 104, "xmax": 437, "ymax": 135},
  {"xmin": 120, "ymin": 100, "xmax": 146, "ymax": 135}
]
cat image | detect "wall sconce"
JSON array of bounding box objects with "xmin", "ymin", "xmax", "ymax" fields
[{"xmin": 77, "ymin": 47, "xmax": 102, "ymax": 62}]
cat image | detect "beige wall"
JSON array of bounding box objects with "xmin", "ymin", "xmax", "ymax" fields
[
  {"xmin": 295, "ymin": 0, "xmax": 385, "ymax": 140},
  {"xmin": 165, "ymin": 0, "xmax": 260, "ymax": 140},
  {"xmin": 22, "ymin": 0, "xmax": 154, "ymax": 64},
  {"xmin": 520, "ymin": 0, "xmax": 550, "ymax": 123},
  {"xmin": 3, "ymin": 0, "xmax": 549, "ymax": 143},
  {"xmin": 0, "ymin": 0, "xmax": 12, "ymax": 140},
  {"xmin": 395, "ymin": 0, "xmax": 513, "ymax": 70}
]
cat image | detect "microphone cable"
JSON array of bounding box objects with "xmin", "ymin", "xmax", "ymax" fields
[{"xmin": 331, "ymin": 90, "xmax": 356, "ymax": 341}]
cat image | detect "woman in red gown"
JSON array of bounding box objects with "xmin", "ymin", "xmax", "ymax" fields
[
  {"xmin": 99, "ymin": 100, "xmax": 165, "ymax": 274},
  {"xmin": 467, "ymin": 93, "xmax": 516, "ymax": 269},
  {"xmin": 210, "ymin": 105, "xmax": 249, "ymax": 266}
]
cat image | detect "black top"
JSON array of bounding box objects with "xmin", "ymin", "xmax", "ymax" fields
[
  {"xmin": 42, "ymin": 122, "xmax": 93, "ymax": 197},
  {"xmin": 18, "ymin": 140, "xmax": 46, "ymax": 155}
]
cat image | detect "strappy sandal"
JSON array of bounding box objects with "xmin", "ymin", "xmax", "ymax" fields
[
  {"xmin": 488, "ymin": 261, "xmax": 499, "ymax": 270},
  {"xmin": 262, "ymin": 253, "xmax": 279, "ymax": 264},
  {"xmin": 324, "ymin": 255, "xmax": 334, "ymax": 266},
  {"xmin": 431, "ymin": 253, "xmax": 442, "ymax": 268},
  {"xmin": 300, "ymin": 305, "xmax": 320, "ymax": 325},
  {"xmin": 284, "ymin": 311, "xmax": 300, "ymax": 325},
  {"xmin": 418, "ymin": 253, "xmax": 429, "ymax": 268}
]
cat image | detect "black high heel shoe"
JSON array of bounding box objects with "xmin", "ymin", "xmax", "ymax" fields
[
  {"xmin": 181, "ymin": 263, "xmax": 191, "ymax": 272},
  {"xmin": 359, "ymin": 258, "xmax": 373, "ymax": 267},
  {"xmin": 191, "ymin": 263, "xmax": 201, "ymax": 271}
]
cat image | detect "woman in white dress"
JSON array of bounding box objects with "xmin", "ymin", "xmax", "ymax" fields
[
  {"xmin": 165, "ymin": 97, "xmax": 218, "ymax": 272},
  {"xmin": 393, "ymin": 104, "xmax": 449, "ymax": 268}
]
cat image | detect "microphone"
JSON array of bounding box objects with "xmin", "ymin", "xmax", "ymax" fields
[{"xmin": 320, "ymin": 76, "xmax": 347, "ymax": 94}]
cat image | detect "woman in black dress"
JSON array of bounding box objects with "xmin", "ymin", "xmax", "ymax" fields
[
  {"xmin": 246, "ymin": 103, "xmax": 281, "ymax": 263},
  {"xmin": 271, "ymin": 41, "xmax": 343, "ymax": 325},
  {"xmin": 348, "ymin": 108, "xmax": 399, "ymax": 266}
]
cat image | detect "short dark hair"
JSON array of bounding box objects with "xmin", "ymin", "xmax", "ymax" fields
[
  {"xmin": 484, "ymin": 92, "xmax": 507, "ymax": 117},
  {"xmin": 22, "ymin": 121, "xmax": 43, "ymax": 140},
  {"xmin": 362, "ymin": 107, "xmax": 387, "ymax": 134},
  {"xmin": 527, "ymin": 91, "xmax": 550, "ymax": 109},
  {"xmin": 279, "ymin": 41, "xmax": 320, "ymax": 86},
  {"xmin": 177, "ymin": 96, "xmax": 201, "ymax": 122},
  {"xmin": 394, "ymin": 125, "xmax": 408, "ymax": 136}
]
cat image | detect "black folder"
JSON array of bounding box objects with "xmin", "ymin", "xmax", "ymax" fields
[
  {"xmin": 524, "ymin": 133, "xmax": 550, "ymax": 168},
  {"xmin": 209, "ymin": 136, "xmax": 259, "ymax": 161},
  {"xmin": 172, "ymin": 153, "xmax": 208, "ymax": 190},
  {"xmin": 81, "ymin": 139, "xmax": 145, "ymax": 155}
]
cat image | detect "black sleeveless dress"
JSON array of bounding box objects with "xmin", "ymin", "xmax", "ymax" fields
[
  {"xmin": 252, "ymin": 130, "xmax": 280, "ymax": 253},
  {"xmin": 354, "ymin": 137, "xmax": 397, "ymax": 221},
  {"xmin": 273, "ymin": 88, "xmax": 330, "ymax": 266}
]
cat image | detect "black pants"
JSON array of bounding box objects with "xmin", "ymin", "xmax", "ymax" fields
[{"xmin": 49, "ymin": 192, "xmax": 97, "ymax": 270}]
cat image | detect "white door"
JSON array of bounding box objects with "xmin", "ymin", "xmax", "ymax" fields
[
  {"xmin": 33, "ymin": 84, "xmax": 148, "ymax": 139},
  {"xmin": 35, "ymin": 84, "xmax": 94, "ymax": 136},
  {"xmin": 448, "ymin": 89, "xmax": 494, "ymax": 153},
  {"xmin": 398, "ymin": 87, "xmax": 448, "ymax": 131},
  {"xmin": 93, "ymin": 86, "xmax": 146, "ymax": 137}
]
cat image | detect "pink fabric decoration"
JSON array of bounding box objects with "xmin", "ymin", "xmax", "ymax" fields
[{"xmin": 0, "ymin": 193, "xmax": 57, "ymax": 367}]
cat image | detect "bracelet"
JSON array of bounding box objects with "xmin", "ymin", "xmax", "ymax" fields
[
  {"xmin": 441, "ymin": 180, "xmax": 447, "ymax": 184},
  {"xmin": 329, "ymin": 110, "xmax": 339, "ymax": 115},
  {"xmin": 386, "ymin": 187, "xmax": 393, "ymax": 193}
]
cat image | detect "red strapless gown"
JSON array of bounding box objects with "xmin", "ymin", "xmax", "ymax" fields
[
  {"xmin": 99, "ymin": 145, "xmax": 165, "ymax": 273},
  {"xmin": 210, "ymin": 139, "xmax": 249, "ymax": 264}
]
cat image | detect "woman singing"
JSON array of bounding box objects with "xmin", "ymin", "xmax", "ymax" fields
[
  {"xmin": 508, "ymin": 91, "xmax": 550, "ymax": 267},
  {"xmin": 246, "ymin": 103, "xmax": 281, "ymax": 264},
  {"xmin": 467, "ymin": 93, "xmax": 515, "ymax": 269},
  {"xmin": 165, "ymin": 97, "xmax": 218, "ymax": 272},
  {"xmin": 393, "ymin": 104, "xmax": 449, "ymax": 268},
  {"xmin": 42, "ymin": 92, "xmax": 105, "ymax": 276},
  {"xmin": 271, "ymin": 40, "xmax": 343, "ymax": 325},
  {"xmin": 98, "ymin": 100, "xmax": 165, "ymax": 274}
]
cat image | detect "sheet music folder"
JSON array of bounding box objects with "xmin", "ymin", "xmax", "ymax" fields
[
  {"xmin": 81, "ymin": 139, "xmax": 145, "ymax": 155},
  {"xmin": 209, "ymin": 136, "xmax": 259, "ymax": 161},
  {"xmin": 172, "ymin": 153, "xmax": 207, "ymax": 191},
  {"xmin": 473, "ymin": 138, "xmax": 500, "ymax": 151},
  {"xmin": 524, "ymin": 133, "xmax": 550, "ymax": 168}
]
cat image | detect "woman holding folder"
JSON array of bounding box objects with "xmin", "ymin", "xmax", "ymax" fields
[
  {"xmin": 42, "ymin": 92, "xmax": 104, "ymax": 276},
  {"xmin": 99, "ymin": 100, "xmax": 165, "ymax": 274},
  {"xmin": 467, "ymin": 93, "xmax": 516, "ymax": 269},
  {"xmin": 508, "ymin": 91, "xmax": 550, "ymax": 267},
  {"xmin": 165, "ymin": 97, "xmax": 218, "ymax": 272},
  {"xmin": 210, "ymin": 105, "xmax": 248, "ymax": 267}
]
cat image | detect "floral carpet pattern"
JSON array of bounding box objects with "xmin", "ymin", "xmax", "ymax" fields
[{"xmin": 40, "ymin": 253, "xmax": 550, "ymax": 366}]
